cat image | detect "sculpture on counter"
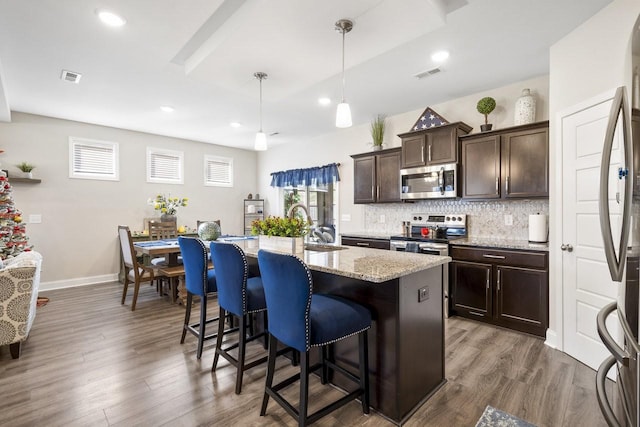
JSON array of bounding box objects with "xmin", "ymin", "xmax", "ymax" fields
[
  {"xmin": 197, "ymin": 221, "xmax": 221, "ymax": 241},
  {"xmin": 0, "ymin": 172, "xmax": 31, "ymax": 259}
]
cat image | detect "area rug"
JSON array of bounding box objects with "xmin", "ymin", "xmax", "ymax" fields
[{"xmin": 475, "ymin": 405, "xmax": 536, "ymax": 427}]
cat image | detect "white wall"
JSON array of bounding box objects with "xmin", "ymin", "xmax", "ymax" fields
[
  {"xmin": 0, "ymin": 112, "xmax": 258, "ymax": 288},
  {"xmin": 257, "ymin": 75, "xmax": 549, "ymax": 233},
  {"xmin": 548, "ymin": 0, "xmax": 640, "ymax": 344}
]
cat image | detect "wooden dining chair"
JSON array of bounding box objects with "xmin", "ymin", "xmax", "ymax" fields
[
  {"xmin": 118, "ymin": 225, "xmax": 155, "ymax": 311},
  {"xmin": 149, "ymin": 220, "xmax": 178, "ymax": 240}
]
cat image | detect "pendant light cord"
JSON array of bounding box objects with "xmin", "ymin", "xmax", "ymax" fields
[
  {"xmin": 341, "ymin": 27, "xmax": 346, "ymax": 103},
  {"xmin": 259, "ymin": 76, "xmax": 263, "ymax": 132}
]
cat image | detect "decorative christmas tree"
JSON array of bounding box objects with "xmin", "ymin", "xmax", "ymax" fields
[{"xmin": 0, "ymin": 172, "xmax": 31, "ymax": 259}]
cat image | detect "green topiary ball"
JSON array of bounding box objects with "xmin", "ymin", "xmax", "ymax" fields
[{"xmin": 198, "ymin": 222, "xmax": 221, "ymax": 241}]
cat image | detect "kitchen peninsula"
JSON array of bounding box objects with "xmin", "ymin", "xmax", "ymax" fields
[{"xmin": 231, "ymin": 239, "xmax": 450, "ymax": 424}]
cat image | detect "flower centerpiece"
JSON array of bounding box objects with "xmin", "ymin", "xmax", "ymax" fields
[
  {"xmin": 148, "ymin": 194, "xmax": 188, "ymax": 221},
  {"xmin": 251, "ymin": 216, "xmax": 310, "ymax": 253}
]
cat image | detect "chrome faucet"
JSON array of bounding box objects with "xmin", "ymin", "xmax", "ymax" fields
[{"xmin": 287, "ymin": 203, "xmax": 313, "ymax": 225}]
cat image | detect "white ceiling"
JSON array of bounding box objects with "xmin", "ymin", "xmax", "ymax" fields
[{"xmin": 0, "ymin": 0, "xmax": 612, "ymax": 150}]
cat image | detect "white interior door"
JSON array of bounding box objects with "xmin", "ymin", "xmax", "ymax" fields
[{"xmin": 562, "ymin": 95, "xmax": 623, "ymax": 370}]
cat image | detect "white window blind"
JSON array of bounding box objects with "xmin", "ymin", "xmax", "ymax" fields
[
  {"xmin": 69, "ymin": 137, "xmax": 119, "ymax": 181},
  {"xmin": 204, "ymin": 155, "xmax": 233, "ymax": 187},
  {"xmin": 147, "ymin": 147, "xmax": 183, "ymax": 184}
]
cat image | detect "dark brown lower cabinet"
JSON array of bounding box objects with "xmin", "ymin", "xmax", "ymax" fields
[
  {"xmin": 341, "ymin": 236, "xmax": 390, "ymax": 250},
  {"xmin": 450, "ymin": 246, "xmax": 548, "ymax": 337}
]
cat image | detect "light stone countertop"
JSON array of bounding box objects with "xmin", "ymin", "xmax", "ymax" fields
[
  {"xmin": 230, "ymin": 239, "xmax": 450, "ymax": 283},
  {"xmin": 452, "ymin": 237, "xmax": 549, "ymax": 252}
]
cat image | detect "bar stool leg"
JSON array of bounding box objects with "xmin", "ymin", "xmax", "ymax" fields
[
  {"xmin": 299, "ymin": 351, "xmax": 309, "ymax": 427},
  {"xmin": 359, "ymin": 331, "xmax": 370, "ymax": 414},
  {"xmin": 235, "ymin": 315, "xmax": 247, "ymax": 395},
  {"xmin": 260, "ymin": 334, "xmax": 278, "ymax": 416},
  {"xmin": 320, "ymin": 346, "xmax": 329, "ymax": 384},
  {"xmin": 181, "ymin": 292, "xmax": 193, "ymax": 344},
  {"xmin": 196, "ymin": 295, "xmax": 207, "ymax": 359},
  {"xmin": 212, "ymin": 307, "xmax": 227, "ymax": 371}
]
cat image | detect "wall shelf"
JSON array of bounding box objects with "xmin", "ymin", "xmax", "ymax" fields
[{"xmin": 10, "ymin": 177, "xmax": 42, "ymax": 184}]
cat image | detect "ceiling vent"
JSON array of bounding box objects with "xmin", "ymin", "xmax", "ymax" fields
[
  {"xmin": 414, "ymin": 67, "xmax": 442, "ymax": 79},
  {"xmin": 61, "ymin": 70, "xmax": 82, "ymax": 84}
]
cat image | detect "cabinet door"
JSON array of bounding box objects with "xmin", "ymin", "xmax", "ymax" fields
[
  {"xmin": 353, "ymin": 156, "xmax": 376, "ymax": 204},
  {"xmin": 461, "ymin": 135, "xmax": 500, "ymax": 199},
  {"xmin": 451, "ymin": 261, "xmax": 492, "ymax": 319},
  {"xmin": 495, "ymin": 266, "xmax": 548, "ymax": 336},
  {"xmin": 427, "ymin": 127, "xmax": 457, "ymax": 164},
  {"xmin": 376, "ymin": 150, "xmax": 401, "ymax": 202},
  {"xmin": 401, "ymin": 135, "xmax": 426, "ymax": 168},
  {"xmin": 501, "ymin": 127, "xmax": 549, "ymax": 198}
]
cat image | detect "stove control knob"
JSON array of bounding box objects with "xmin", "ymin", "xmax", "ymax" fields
[
  {"xmin": 457, "ymin": 216, "xmax": 462, "ymax": 222},
  {"xmin": 413, "ymin": 216, "xmax": 418, "ymax": 221},
  {"xmin": 418, "ymin": 216, "xmax": 422, "ymax": 221},
  {"xmin": 446, "ymin": 216, "xmax": 450, "ymax": 221}
]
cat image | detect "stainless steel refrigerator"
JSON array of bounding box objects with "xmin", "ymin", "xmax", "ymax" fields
[{"xmin": 596, "ymin": 86, "xmax": 640, "ymax": 427}]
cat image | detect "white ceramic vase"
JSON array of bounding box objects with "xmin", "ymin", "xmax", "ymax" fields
[{"xmin": 514, "ymin": 88, "xmax": 536, "ymax": 125}]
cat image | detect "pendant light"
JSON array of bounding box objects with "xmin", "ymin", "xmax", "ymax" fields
[
  {"xmin": 335, "ymin": 19, "xmax": 353, "ymax": 128},
  {"xmin": 254, "ymin": 72, "xmax": 268, "ymax": 151}
]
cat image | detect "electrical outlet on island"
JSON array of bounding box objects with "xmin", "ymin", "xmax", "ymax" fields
[{"xmin": 504, "ymin": 215, "xmax": 513, "ymax": 226}]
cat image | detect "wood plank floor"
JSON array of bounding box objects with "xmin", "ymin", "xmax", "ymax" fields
[{"xmin": 0, "ymin": 282, "xmax": 610, "ymax": 426}]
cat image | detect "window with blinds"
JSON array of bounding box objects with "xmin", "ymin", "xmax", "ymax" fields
[
  {"xmin": 204, "ymin": 155, "xmax": 233, "ymax": 187},
  {"xmin": 147, "ymin": 147, "xmax": 184, "ymax": 184},
  {"xmin": 69, "ymin": 137, "xmax": 119, "ymax": 181}
]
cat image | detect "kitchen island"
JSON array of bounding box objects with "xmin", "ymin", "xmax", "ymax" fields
[{"xmin": 228, "ymin": 238, "xmax": 450, "ymax": 425}]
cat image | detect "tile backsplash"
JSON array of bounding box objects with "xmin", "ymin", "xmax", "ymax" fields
[{"xmin": 362, "ymin": 199, "xmax": 549, "ymax": 240}]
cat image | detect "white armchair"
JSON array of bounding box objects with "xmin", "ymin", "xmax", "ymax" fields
[{"xmin": 0, "ymin": 251, "xmax": 42, "ymax": 358}]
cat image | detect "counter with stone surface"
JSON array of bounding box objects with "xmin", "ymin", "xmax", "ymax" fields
[
  {"xmin": 225, "ymin": 237, "xmax": 448, "ymax": 424},
  {"xmin": 452, "ymin": 237, "xmax": 549, "ymax": 251}
]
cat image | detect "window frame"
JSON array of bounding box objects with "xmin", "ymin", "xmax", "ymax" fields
[
  {"xmin": 146, "ymin": 147, "xmax": 184, "ymax": 185},
  {"xmin": 204, "ymin": 155, "xmax": 233, "ymax": 187},
  {"xmin": 68, "ymin": 137, "xmax": 120, "ymax": 181}
]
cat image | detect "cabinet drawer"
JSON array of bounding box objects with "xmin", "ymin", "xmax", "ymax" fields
[
  {"xmin": 451, "ymin": 246, "xmax": 547, "ymax": 270},
  {"xmin": 342, "ymin": 237, "xmax": 390, "ymax": 250}
]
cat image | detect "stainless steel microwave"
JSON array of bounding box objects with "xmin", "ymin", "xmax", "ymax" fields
[{"xmin": 400, "ymin": 163, "xmax": 458, "ymax": 200}]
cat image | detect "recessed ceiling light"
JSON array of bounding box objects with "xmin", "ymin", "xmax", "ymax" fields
[
  {"xmin": 318, "ymin": 97, "xmax": 331, "ymax": 106},
  {"xmin": 96, "ymin": 9, "xmax": 127, "ymax": 27},
  {"xmin": 230, "ymin": 122, "xmax": 242, "ymax": 128},
  {"xmin": 431, "ymin": 50, "xmax": 450, "ymax": 63},
  {"xmin": 160, "ymin": 106, "xmax": 174, "ymax": 113}
]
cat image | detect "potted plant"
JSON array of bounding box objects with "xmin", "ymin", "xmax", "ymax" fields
[
  {"xmin": 251, "ymin": 216, "xmax": 310, "ymax": 253},
  {"xmin": 16, "ymin": 162, "xmax": 35, "ymax": 179},
  {"xmin": 476, "ymin": 97, "xmax": 496, "ymax": 131},
  {"xmin": 370, "ymin": 114, "xmax": 386, "ymax": 150}
]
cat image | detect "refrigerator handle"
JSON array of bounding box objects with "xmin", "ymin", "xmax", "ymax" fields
[
  {"xmin": 596, "ymin": 355, "xmax": 623, "ymax": 427},
  {"xmin": 597, "ymin": 301, "xmax": 630, "ymax": 366},
  {"xmin": 599, "ymin": 86, "xmax": 633, "ymax": 282}
]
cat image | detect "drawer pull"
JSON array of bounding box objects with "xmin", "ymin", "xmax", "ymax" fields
[
  {"xmin": 483, "ymin": 254, "xmax": 506, "ymax": 259},
  {"xmin": 497, "ymin": 270, "xmax": 501, "ymax": 291},
  {"xmin": 356, "ymin": 242, "xmax": 370, "ymax": 247},
  {"xmin": 469, "ymin": 311, "xmax": 484, "ymax": 317}
]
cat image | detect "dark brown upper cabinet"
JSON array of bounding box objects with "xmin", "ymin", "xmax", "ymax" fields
[
  {"xmin": 399, "ymin": 122, "xmax": 472, "ymax": 169},
  {"xmin": 351, "ymin": 147, "xmax": 401, "ymax": 204},
  {"xmin": 461, "ymin": 121, "xmax": 549, "ymax": 200}
]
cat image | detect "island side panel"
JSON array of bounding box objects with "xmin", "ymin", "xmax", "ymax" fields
[
  {"xmin": 398, "ymin": 266, "xmax": 445, "ymax": 421},
  {"xmin": 310, "ymin": 270, "xmax": 400, "ymax": 421}
]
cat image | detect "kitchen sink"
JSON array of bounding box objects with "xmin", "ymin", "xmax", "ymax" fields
[{"xmin": 304, "ymin": 244, "xmax": 348, "ymax": 252}]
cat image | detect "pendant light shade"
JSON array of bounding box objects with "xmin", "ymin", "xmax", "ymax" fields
[
  {"xmin": 336, "ymin": 102, "xmax": 352, "ymax": 128},
  {"xmin": 335, "ymin": 19, "xmax": 353, "ymax": 128},
  {"xmin": 254, "ymin": 72, "xmax": 268, "ymax": 151}
]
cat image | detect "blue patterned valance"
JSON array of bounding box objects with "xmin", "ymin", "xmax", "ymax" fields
[{"xmin": 270, "ymin": 163, "xmax": 340, "ymax": 188}]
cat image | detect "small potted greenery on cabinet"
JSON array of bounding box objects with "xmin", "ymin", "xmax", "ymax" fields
[
  {"xmin": 16, "ymin": 162, "xmax": 35, "ymax": 179},
  {"xmin": 370, "ymin": 114, "xmax": 386, "ymax": 151},
  {"xmin": 476, "ymin": 97, "xmax": 496, "ymax": 132}
]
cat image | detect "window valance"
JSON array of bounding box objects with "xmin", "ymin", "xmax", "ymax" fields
[{"xmin": 270, "ymin": 163, "xmax": 340, "ymax": 188}]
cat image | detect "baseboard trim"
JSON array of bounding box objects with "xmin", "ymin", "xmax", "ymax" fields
[
  {"xmin": 40, "ymin": 274, "xmax": 118, "ymax": 291},
  {"xmin": 544, "ymin": 328, "xmax": 558, "ymax": 349}
]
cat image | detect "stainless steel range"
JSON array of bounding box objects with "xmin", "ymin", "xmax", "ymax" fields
[{"xmin": 390, "ymin": 213, "xmax": 467, "ymax": 318}]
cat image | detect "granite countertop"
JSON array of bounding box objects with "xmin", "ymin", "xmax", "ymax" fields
[
  {"xmin": 340, "ymin": 231, "xmax": 393, "ymax": 240},
  {"xmin": 228, "ymin": 239, "xmax": 450, "ymax": 283},
  {"xmin": 451, "ymin": 237, "xmax": 549, "ymax": 252}
]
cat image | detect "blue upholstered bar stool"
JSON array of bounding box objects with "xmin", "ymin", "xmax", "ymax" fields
[
  {"xmin": 210, "ymin": 241, "xmax": 270, "ymax": 395},
  {"xmin": 179, "ymin": 237, "xmax": 233, "ymax": 360},
  {"xmin": 257, "ymin": 250, "xmax": 371, "ymax": 426}
]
